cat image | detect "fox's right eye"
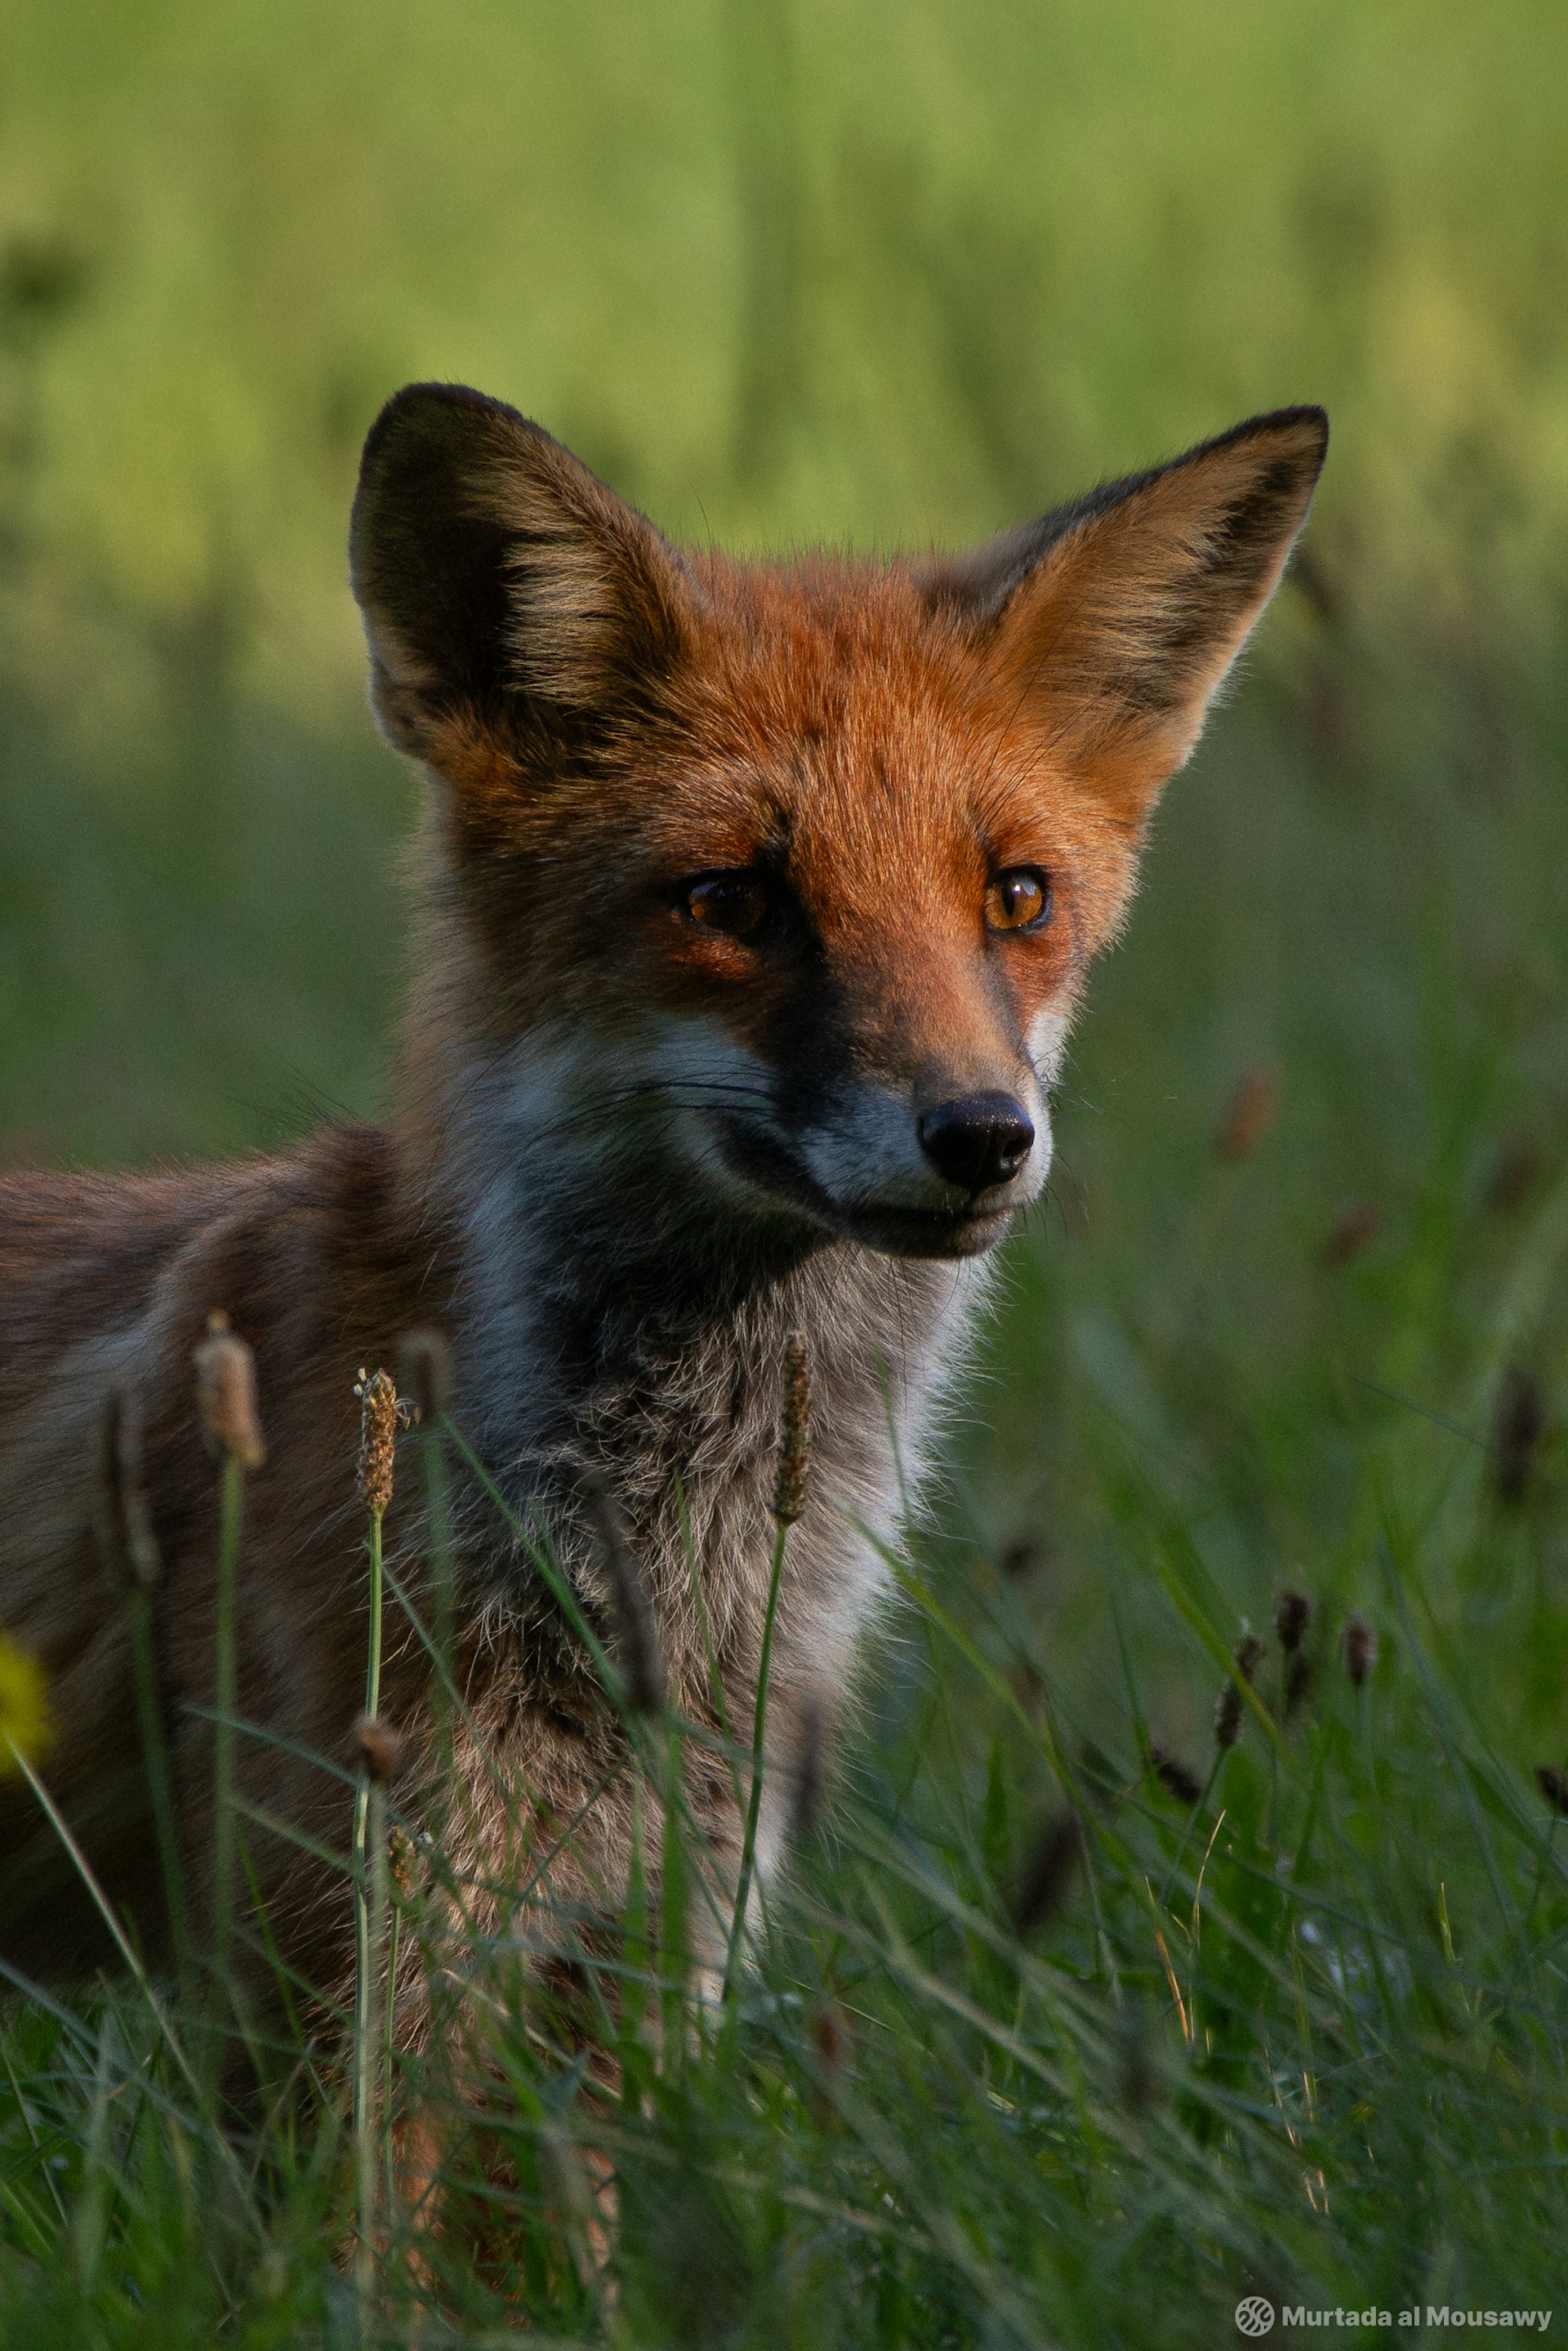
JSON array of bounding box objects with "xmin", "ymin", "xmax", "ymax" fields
[{"xmin": 680, "ymin": 871, "xmax": 772, "ymax": 937}]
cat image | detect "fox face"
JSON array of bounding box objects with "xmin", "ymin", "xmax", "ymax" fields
[{"xmin": 352, "ymin": 388, "xmax": 1325, "ymax": 1262}]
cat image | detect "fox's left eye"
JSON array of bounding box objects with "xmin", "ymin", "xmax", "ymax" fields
[
  {"xmin": 681, "ymin": 870, "xmax": 773, "ymax": 937},
  {"xmin": 984, "ymin": 866, "xmax": 1053, "ymax": 934}
]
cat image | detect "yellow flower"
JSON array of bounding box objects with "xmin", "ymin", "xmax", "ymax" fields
[{"xmin": 0, "ymin": 1632, "xmax": 51, "ymax": 1774}]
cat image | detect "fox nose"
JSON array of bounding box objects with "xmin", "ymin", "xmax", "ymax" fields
[{"xmin": 917, "ymin": 1092, "xmax": 1036, "ymax": 1194}]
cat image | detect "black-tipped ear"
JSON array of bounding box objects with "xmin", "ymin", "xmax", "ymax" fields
[
  {"xmin": 924, "ymin": 406, "xmax": 1327, "ymax": 813},
  {"xmin": 350, "ymin": 382, "xmax": 693, "ymax": 768}
]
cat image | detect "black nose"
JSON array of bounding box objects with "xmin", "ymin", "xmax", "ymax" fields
[{"xmin": 917, "ymin": 1091, "xmax": 1035, "ymax": 1194}]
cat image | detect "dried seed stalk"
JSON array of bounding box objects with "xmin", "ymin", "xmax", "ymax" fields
[
  {"xmin": 1342, "ymin": 1612, "xmax": 1378, "ymax": 1689},
  {"xmin": 1493, "ymin": 1365, "xmax": 1547, "ymax": 1507},
  {"xmin": 96, "ymin": 1388, "xmax": 185, "ymax": 1962},
  {"xmin": 350, "ymin": 1369, "xmax": 404, "ymax": 2344},
  {"xmin": 194, "ymin": 1311, "xmax": 265, "ymax": 1470},
  {"xmin": 1274, "ymin": 1589, "xmax": 1312, "ymax": 1654},
  {"xmin": 773, "ymin": 1334, "xmax": 812, "ymax": 1525},
  {"xmin": 1012, "ymin": 1809, "xmax": 1081, "ymax": 1937},
  {"xmin": 354, "ymin": 1367, "xmax": 402, "ymax": 1519},
  {"xmin": 727, "ymin": 1334, "xmax": 813, "ymax": 1991},
  {"xmin": 1215, "ymin": 1062, "xmax": 1281, "ymax": 1161},
  {"xmin": 397, "ymin": 1325, "xmax": 452, "ymax": 1425},
  {"xmin": 1150, "ymin": 1743, "xmax": 1203, "ymax": 1806},
  {"xmin": 193, "ymin": 1312, "xmax": 262, "ymax": 2010},
  {"xmin": 1214, "ymin": 1626, "xmax": 1265, "ymax": 1749},
  {"xmin": 355, "ymin": 1715, "xmax": 402, "ymax": 1785}
]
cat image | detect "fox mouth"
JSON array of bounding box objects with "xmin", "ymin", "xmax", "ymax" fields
[
  {"xmin": 835, "ymin": 1200, "xmax": 1015, "ymax": 1258},
  {"xmin": 713, "ymin": 1121, "xmax": 1018, "ymax": 1260}
]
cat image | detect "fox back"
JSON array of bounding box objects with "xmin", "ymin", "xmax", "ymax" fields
[{"xmin": 0, "ymin": 388, "xmax": 1325, "ymax": 2003}]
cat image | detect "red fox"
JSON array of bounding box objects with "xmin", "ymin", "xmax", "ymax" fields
[{"xmin": 0, "ymin": 387, "xmax": 1325, "ymax": 2015}]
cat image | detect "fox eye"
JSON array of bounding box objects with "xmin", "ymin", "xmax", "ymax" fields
[
  {"xmin": 984, "ymin": 866, "xmax": 1053, "ymax": 934},
  {"xmin": 681, "ymin": 870, "xmax": 772, "ymax": 938}
]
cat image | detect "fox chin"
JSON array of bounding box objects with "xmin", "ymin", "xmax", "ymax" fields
[{"xmin": 0, "ymin": 385, "xmax": 1325, "ymax": 2029}]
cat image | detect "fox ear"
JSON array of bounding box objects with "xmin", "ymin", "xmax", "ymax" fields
[
  {"xmin": 350, "ymin": 381, "xmax": 693, "ymax": 772},
  {"xmin": 925, "ymin": 406, "xmax": 1327, "ymax": 825}
]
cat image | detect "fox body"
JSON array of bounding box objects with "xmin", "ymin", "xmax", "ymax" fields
[{"xmin": 0, "ymin": 389, "xmax": 1325, "ymax": 2006}]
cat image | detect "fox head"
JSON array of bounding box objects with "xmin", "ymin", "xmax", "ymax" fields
[{"xmin": 351, "ymin": 385, "xmax": 1325, "ymax": 1262}]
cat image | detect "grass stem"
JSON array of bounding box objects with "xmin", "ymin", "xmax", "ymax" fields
[
  {"xmin": 724, "ymin": 1514, "xmax": 789, "ymax": 1994},
  {"xmin": 127, "ymin": 1582, "xmax": 188, "ymax": 1974},
  {"xmin": 212, "ymin": 1450, "xmax": 243, "ymax": 2008},
  {"xmin": 353, "ymin": 1502, "xmax": 386, "ymax": 2340},
  {"xmin": 423, "ymin": 1422, "xmax": 452, "ymax": 1720},
  {"xmin": 6, "ymin": 1739, "xmax": 257, "ymax": 2225},
  {"xmin": 355, "ymin": 1766, "xmax": 388, "ymax": 2331}
]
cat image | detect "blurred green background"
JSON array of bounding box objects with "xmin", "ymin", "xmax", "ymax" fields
[
  {"xmin": 7, "ymin": 0, "xmax": 1567, "ymax": 1742},
  {"xmin": 2, "ymin": 0, "xmax": 1564, "ymax": 1168},
  {"xmin": 3, "ymin": 0, "xmax": 1567, "ymax": 1709},
  {"xmin": 4, "ymin": 12, "xmax": 1568, "ymax": 2332}
]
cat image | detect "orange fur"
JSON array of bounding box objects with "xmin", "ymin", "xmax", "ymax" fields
[{"xmin": 0, "ymin": 390, "xmax": 1325, "ymax": 2068}]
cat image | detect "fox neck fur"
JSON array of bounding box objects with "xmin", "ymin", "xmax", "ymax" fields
[{"xmin": 399, "ymin": 926, "xmax": 996, "ymax": 1917}]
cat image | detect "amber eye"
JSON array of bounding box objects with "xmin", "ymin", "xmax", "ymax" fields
[
  {"xmin": 984, "ymin": 866, "xmax": 1053, "ymax": 933},
  {"xmin": 682, "ymin": 871, "xmax": 772, "ymax": 937}
]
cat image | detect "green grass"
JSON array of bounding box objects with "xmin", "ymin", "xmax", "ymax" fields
[
  {"xmin": 3, "ymin": 1155, "xmax": 1566, "ymax": 2343},
  {"xmin": 2, "ymin": 0, "xmax": 1567, "ymax": 2340}
]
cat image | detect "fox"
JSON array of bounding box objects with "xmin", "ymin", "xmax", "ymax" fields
[{"xmin": 0, "ymin": 385, "xmax": 1325, "ymax": 2032}]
